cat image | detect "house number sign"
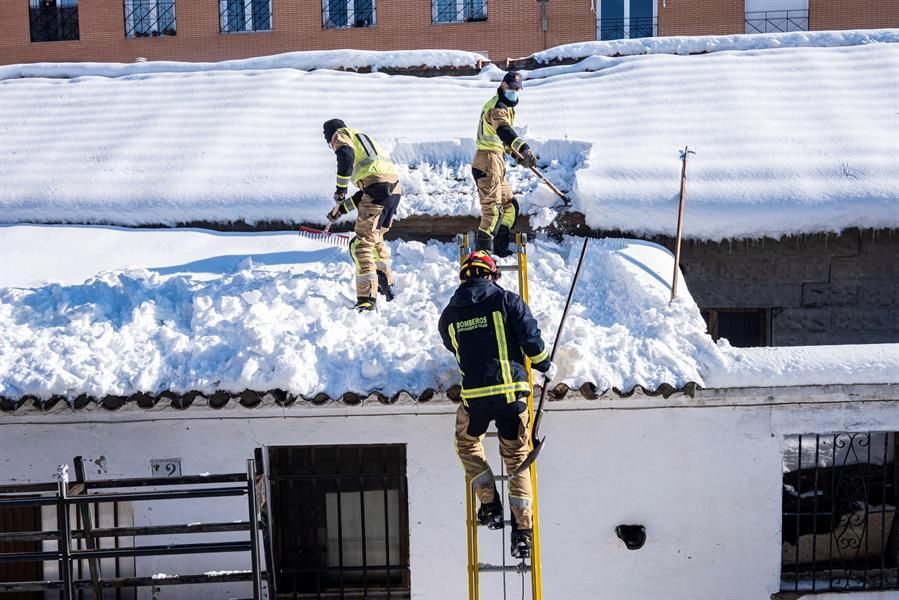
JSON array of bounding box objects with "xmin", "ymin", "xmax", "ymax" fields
[{"xmin": 150, "ymin": 458, "xmax": 182, "ymax": 478}]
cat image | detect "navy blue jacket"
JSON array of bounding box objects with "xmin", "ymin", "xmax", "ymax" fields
[{"xmin": 438, "ymin": 278, "xmax": 550, "ymax": 404}]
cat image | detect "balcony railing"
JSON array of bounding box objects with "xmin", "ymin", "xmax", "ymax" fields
[
  {"xmin": 745, "ymin": 9, "xmax": 808, "ymax": 34},
  {"xmin": 597, "ymin": 16, "xmax": 657, "ymax": 41}
]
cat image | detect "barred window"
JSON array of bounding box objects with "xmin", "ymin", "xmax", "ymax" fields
[
  {"xmin": 322, "ymin": 0, "xmax": 375, "ymax": 29},
  {"xmin": 432, "ymin": 0, "xmax": 487, "ymax": 23},
  {"xmin": 124, "ymin": 0, "xmax": 176, "ymax": 38},
  {"xmin": 220, "ymin": 0, "xmax": 271, "ymax": 33},
  {"xmin": 781, "ymin": 432, "xmax": 898, "ymax": 593},
  {"xmin": 29, "ymin": 0, "xmax": 80, "ymax": 43},
  {"xmin": 269, "ymin": 444, "xmax": 410, "ymax": 597}
]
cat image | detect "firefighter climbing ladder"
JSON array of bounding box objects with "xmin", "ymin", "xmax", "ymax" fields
[{"xmin": 458, "ymin": 232, "xmax": 543, "ymax": 600}]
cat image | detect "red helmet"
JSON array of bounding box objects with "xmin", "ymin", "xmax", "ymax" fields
[{"xmin": 460, "ymin": 250, "xmax": 500, "ymax": 281}]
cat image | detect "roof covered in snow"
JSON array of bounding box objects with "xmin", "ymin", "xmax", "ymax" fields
[
  {"xmin": 2, "ymin": 225, "xmax": 899, "ymax": 407},
  {"xmin": 1, "ymin": 32, "xmax": 898, "ymax": 240}
]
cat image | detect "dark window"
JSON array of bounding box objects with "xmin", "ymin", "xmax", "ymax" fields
[
  {"xmin": 432, "ymin": 0, "xmax": 486, "ymax": 24},
  {"xmin": 29, "ymin": 0, "xmax": 79, "ymax": 43},
  {"xmin": 219, "ymin": 0, "xmax": 271, "ymax": 32},
  {"xmin": 269, "ymin": 444, "xmax": 410, "ymax": 598},
  {"xmin": 597, "ymin": 0, "xmax": 656, "ymax": 40},
  {"xmin": 124, "ymin": 0, "xmax": 176, "ymax": 38},
  {"xmin": 701, "ymin": 308, "xmax": 769, "ymax": 347},
  {"xmin": 781, "ymin": 432, "xmax": 898, "ymax": 593},
  {"xmin": 323, "ymin": 0, "xmax": 375, "ymax": 29},
  {"xmin": 0, "ymin": 505, "xmax": 42, "ymax": 600}
]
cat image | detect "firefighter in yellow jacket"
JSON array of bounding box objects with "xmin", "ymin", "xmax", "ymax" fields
[
  {"xmin": 472, "ymin": 71, "xmax": 537, "ymax": 257},
  {"xmin": 323, "ymin": 119, "xmax": 401, "ymax": 312}
]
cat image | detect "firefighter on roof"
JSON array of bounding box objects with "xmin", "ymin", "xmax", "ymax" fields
[
  {"xmin": 323, "ymin": 118, "xmax": 401, "ymax": 312},
  {"xmin": 438, "ymin": 250, "xmax": 556, "ymax": 559},
  {"xmin": 472, "ymin": 71, "xmax": 538, "ymax": 257}
]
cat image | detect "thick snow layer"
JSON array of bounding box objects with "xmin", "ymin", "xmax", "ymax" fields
[
  {"xmin": 0, "ymin": 49, "xmax": 487, "ymax": 80},
  {"xmin": 1, "ymin": 37, "xmax": 897, "ymax": 239},
  {"xmin": 2, "ymin": 225, "xmax": 899, "ymax": 401},
  {"xmin": 530, "ymin": 28, "xmax": 899, "ymax": 62},
  {"xmin": 0, "ymin": 225, "xmax": 718, "ymax": 399}
]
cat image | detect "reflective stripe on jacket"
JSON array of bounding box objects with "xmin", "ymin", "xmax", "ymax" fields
[
  {"xmin": 333, "ymin": 127, "xmax": 397, "ymax": 187},
  {"xmin": 438, "ymin": 278, "xmax": 549, "ymax": 404},
  {"xmin": 475, "ymin": 95, "xmax": 515, "ymax": 153}
]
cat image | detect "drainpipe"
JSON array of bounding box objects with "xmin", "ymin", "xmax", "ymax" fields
[{"xmin": 536, "ymin": 0, "xmax": 550, "ymax": 49}]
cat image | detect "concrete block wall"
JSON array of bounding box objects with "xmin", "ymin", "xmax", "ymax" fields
[{"xmin": 679, "ymin": 229, "xmax": 899, "ymax": 345}]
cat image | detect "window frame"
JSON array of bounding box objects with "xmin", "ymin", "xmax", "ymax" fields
[
  {"xmin": 321, "ymin": 0, "xmax": 377, "ymax": 30},
  {"xmin": 268, "ymin": 444, "xmax": 411, "ymax": 596},
  {"xmin": 123, "ymin": 0, "xmax": 177, "ymax": 38},
  {"xmin": 431, "ymin": 0, "xmax": 488, "ymax": 24},
  {"xmin": 28, "ymin": 0, "xmax": 80, "ymax": 43},
  {"xmin": 219, "ymin": 0, "xmax": 272, "ymax": 33}
]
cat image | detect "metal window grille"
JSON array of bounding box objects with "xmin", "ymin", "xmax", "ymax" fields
[
  {"xmin": 269, "ymin": 444, "xmax": 411, "ymax": 599},
  {"xmin": 219, "ymin": 0, "xmax": 272, "ymax": 33},
  {"xmin": 781, "ymin": 432, "xmax": 899, "ymax": 593},
  {"xmin": 123, "ymin": 0, "xmax": 176, "ymax": 38},
  {"xmin": 432, "ymin": 0, "xmax": 487, "ymax": 24},
  {"xmin": 322, "ymin": 0, "xmax": 376, "ymax": 29},
  {"xmin": 745, "ymin": 10, "xmax": 808, "ymax": 34},
  {"xmin": 597, "ymin": 16, "xmax": 656, "ymax": 41},
  {"xmin": 29, "ymin": 0, "xmax": 79, "ymax": 43}
]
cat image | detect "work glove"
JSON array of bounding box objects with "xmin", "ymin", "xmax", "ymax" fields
[
  {"xmin": 517, "ymin": 147, "xmax": 538, "ymax": 169},
  {"xmin": 538, "ymin": 361, "xmax": 557, "ymax": 383},
  {"xmin": 326, "ymin": 205, "xmax": 342, "ymax": 222},
  {"xmin": 333, "ymin": 188, "xmax": 347, "ymax": 203}
]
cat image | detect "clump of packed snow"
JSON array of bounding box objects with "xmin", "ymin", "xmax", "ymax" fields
[
  {"xmin": 0, "ymin": 225, "xmax": 721, "ymax": 400},
  {"xmin": 529, "ymin": 28, "xmax": 899, "ymax": 63},
  {"xmin": 0, "ymin": 48, "xmax": 487, "ymax": 81},
  {"xmin": 1, "ymin": 36, "xmax": 897, "ymax": 240}
]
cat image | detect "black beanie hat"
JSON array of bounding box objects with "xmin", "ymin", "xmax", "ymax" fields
[{"xmin": 323, "ymin": 118, "xmax": 347, "ymax": 142}]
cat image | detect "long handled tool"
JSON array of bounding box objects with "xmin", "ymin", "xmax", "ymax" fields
[
  {"xmin": 507, "ymin": 146, "xmax": 572, "ymax": 206},
  {"xmin": 513, "ymin": 236, "xmax": 589, "ymax": 476},
  {"xmin": 670, "ymin": 146, "xmax": 695, "ymax": 303}
]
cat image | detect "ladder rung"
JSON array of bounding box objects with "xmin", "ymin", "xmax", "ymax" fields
[
  {"xmin": 496, "ymin": 265, "xmax": 519, "ymax": 272},
  {"xmin": 477, "ymin": 562, "xmax": 531, "ymax": 574},
  {"xmin": 477, "ymin": 519, "xmax": 513, "ymax": 527},
  {"xmin": 494, "ymin": 475, "xmax": 510, "ymax": 482}
]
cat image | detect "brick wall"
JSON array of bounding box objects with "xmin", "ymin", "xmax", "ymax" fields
[
  {"xmin": 679, "ymin": 229, "xmax": 899, "ymax": 345},
  {"xmin": 809, "ymin": 0, "xmax": 899, "ymax": 31},
  {"xmin": 657, "ymin": 0, "xmax": 745, "ymax": 36},
  {"xmin": 0, "ymin": 0, "xmax": 558, "ymax": 65}
]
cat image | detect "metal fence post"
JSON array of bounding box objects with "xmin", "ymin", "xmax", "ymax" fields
[
  {"xmin": 247, "ymin": 459, "xmax": 262, "ymax": 600},
  {"xmin": 56, "ymin": 468, "xmax": 74, "ymax": 600}
]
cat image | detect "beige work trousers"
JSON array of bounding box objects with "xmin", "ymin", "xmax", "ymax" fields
[
  {"xmin": 454, "ymin": 403, "xmax": 533, "ymax": 529},
  {"xmin": 350, "ymin": 197, "xmax": 393, "ymax": 299},
  {"xmin": 473, "ymin": 150, "xmax": 516, "ymax": 238}
]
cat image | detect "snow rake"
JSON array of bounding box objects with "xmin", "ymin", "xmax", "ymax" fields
[
  {"xmin": 513, "ymin": 236, "xmax": 589, "ymax": 477},
  {"xmin": 507, "ymin": 146, "xmax": 572, "ymax": 206},
  {"xmin": 297, "ymin": 224, "xmax": 351, "ymax": 249}
]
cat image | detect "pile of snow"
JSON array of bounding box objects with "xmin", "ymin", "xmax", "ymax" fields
[
  {"xmin": 0, "ymin": 225, "xmax": 717, "ymax": 400},
  {"xmin": 1, "ymin": 35, "xmax": 897, "ymax": 239},
  {"xmin": 529, "ymin": 28, "xmax": 899, "ymax": 62},
  {"xmin": 3, "ymin": 225, "xmax": 898, "ymax": 402},
  {"xmin": 0, "ymin": 49, "xmax": 487, "ymax": 81}
]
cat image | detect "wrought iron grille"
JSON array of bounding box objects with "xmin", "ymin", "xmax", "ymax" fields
[
  {"xmin": 219, "ymin": 0, "xmax": 271, "ymax": 33},
  {"xmin": 322, "ymin": 0, "xmax": 376, "ymax": 29},
  {"xmin": 123, "ymin": 0, "xmax": 176, "ymax": 38},
  {"xmin": 269, "ymin": 444, "xmax": 411, "ymax": 599},
  {"xmin": 432, "ymin": 0, "xmax": 487, "ymax": 24},
  {"xmin": 597, "ymin": 16, "xmax": 657, "ymax": 41},
  {"xmin": 745, "ymin": 10, "xmax": 808, "ymax": 34},
  {"xmin": 29, "ymin": 0, "xmax": 79, "ymax": 43},
  {"xmin": 781, "ymin": 432, "xmax": 899, "ymax": 593}
]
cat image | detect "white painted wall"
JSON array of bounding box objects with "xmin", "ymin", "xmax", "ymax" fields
[{"xmin": 1, "ymin": 385, "xmax": 897, "ymax": 600}]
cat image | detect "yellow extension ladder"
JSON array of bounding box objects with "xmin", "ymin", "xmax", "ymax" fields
[{"xmin": 458, "ymin": 232, "xmax": 543, "ymax": 600}]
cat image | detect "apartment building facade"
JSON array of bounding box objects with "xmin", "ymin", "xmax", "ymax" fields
[{"xmin": 1, "ymin": 0, "xmax": 896, "ymax": 65}]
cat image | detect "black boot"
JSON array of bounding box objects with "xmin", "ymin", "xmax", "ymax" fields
[
  {"xmin": 377, "ymin": 271, "xmax": 395, "ymax": 302},
  {"xmin": 511, "ymin": 528, "xmax": 532, "ymax": 559},
  {"xmin": 474, "ymin": 231, "xmax": 493, "ymax": 253},
  {"xmin": 477, "ymin": 491, "xmax": 504, "ymax": 530},
  {"xmin": 493, "ymin": 225, "xmax": 512, "ymax": 258},
  {"xmin": 354, "ymin": 296, "xmax": 376, "ymax": 312}
]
